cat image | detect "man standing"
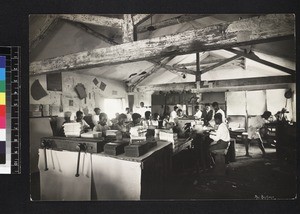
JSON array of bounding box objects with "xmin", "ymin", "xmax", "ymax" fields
[
  {"xmin": 212, "ymin": 102, "xmax": 226, "ymax": 124},
  {"xmin": 202, "ymin": 103, "xmax": 213, "ymax": 126},
  {"xmin": 194, "ymin": 105, "xmax": 202, "ymax": 120},
  {"xmin": 136, "ymin": 102, "xmax": 148, "ymax": 119},
  {"xmin": 169, "ymin": 105, "xmax": 178, "ymax": 123},
  {"xmin": 125, "ymin": 107, "xmax": 132, "ymax": 122},
  {"xmin": 245, "ymin": 111, "xmax": 272, "ymax": 157}
]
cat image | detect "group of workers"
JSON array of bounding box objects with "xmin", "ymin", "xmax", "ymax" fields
[{"xmin": 59, "ymin": 101, "xmax": 276, "ymax": 163}]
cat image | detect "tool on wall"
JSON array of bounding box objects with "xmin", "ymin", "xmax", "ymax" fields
[
  {"xmin": 284, "ymin": 88, "xmax": 293, "ymax": 108},
  {"xmin": 59, "ymin": 93, "xmax": 63, "ymax": 112}
]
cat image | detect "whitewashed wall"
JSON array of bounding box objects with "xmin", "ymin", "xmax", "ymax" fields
[{"xmin": 29, "ymin": 72, "xmax": 128, "ymax": 118}]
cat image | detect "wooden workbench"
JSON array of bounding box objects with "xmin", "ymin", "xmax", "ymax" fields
[
  {"xmin": 38, "ymin": 140, "xmax": 172, "ymax": 200},
  {"xmin": 91, "ymin": 141, "xmax": 172, "ymax": 200}
]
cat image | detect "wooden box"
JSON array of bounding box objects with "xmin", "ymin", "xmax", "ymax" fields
[{"xmin": 104, "ymin": 141, "xmax": 129, "ymax": 156}]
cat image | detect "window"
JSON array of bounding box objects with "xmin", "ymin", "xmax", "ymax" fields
[
  {"xmin": 246, "ymin": 90, "xmax": 266, "ymax": 116},
  {"xmin": 226, "ymin": 91, "xmax": 246, "ymax": 115},
  {"xmin": 103, "ymin": 98, "xmax": 124, "ymax": 119}
]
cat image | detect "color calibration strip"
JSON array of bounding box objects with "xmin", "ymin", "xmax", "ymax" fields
[
  {"xmin": 0, "ymin": 46, "xmax": 21, "ymax": 174},
  {"xmin": 0, "ymin": 56, "xmax": 5, "ymax": 165}
]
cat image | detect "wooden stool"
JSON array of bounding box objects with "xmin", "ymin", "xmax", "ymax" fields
[
  {"xmin": 211, "ymin": 150, "xmax": 227, "ymax": 175},
  {"xmin": 225, "ymin": 138, "xmax": 236, "ymax": 163}
]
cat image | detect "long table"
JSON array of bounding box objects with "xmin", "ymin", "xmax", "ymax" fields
[{"xmin": 38, "ymin": 140, "xmax": 172, "ymax": 200}]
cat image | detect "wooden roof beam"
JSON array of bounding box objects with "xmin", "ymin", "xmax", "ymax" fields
[
  {"xmin": 137, "ymin": 14, "xmax": 208, "ymax": 33},
  {"xmin": 30, "ymin": 14, "xmax": 295, "ymax": 75},
  {"xmin": 174, "ymin": 58, "xmax": 245, "ymax": 68},
  {"xmin": 225, "ymin": 48, "xmax": 296, "ymax": 76},
  {"xmin": 161, "ymin": 64, "xmax": 195, "ymax": 75},
  {"xmin": 65, "ymin": 21, "xmax": 118, "ymax": 45},
  {"xmin": 130, "ymin": 56, "xmax": 175, "ymax": 91},
  {"xmin": 132, "ymin": 14, "xmax": 152, "ymax": 26},
  {"xmin": 136, "ymin": 75, "xmax": 295, "ymax": 92},
  {"xmin": 29, "ymin": 15, "xmax": 59, "ymax": 52},
  {"xmin": 58, "ymin": 14, "xmax": 123, "ymax": 28},
  {"xmin": 200, "ymin": 54, "xmax": 243, "ymax": 74}
]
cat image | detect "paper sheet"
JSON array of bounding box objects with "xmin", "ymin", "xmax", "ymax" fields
[
  {"xmin": 91, "ymin": 154, "xmax": 142, "ymax": 200},
  {"xmin": 38, "ymin": 149, "xmax": 92, "ymax": 201},
  {"xmin": 246, "ymin": 90, "xmax": 266, "ymax": 115},
  {"xmin": 226, "ymin": 91, "xmax": 246, "ymax": 115}
]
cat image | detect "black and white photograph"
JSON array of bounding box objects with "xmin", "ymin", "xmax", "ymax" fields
[{"xmin": 29, "ymin": 13, "xmax": 296, "ymax": 201}]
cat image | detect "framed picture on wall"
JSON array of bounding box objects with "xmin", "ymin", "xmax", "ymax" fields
[{"xmin": 46, "ymin": 72, "xmax": 62, "ymax": 91}]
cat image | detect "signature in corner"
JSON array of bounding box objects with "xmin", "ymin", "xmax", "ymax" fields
[{"xmin": 254, "ymin": 194, "xmax": 275, "ymax": 200}]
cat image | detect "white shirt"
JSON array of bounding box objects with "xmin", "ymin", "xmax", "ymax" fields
[
  {"xmin": 78, "ymin": 119, "xmax": 90, "ymax": 130},
  {"xmin": 247, "ymin": 115, "xmax": 266, "ymax": 139},
  {"xmin": 92, "ymin": 114, "xmax": 100, "ymax": 126},
  {"xmin": 209, "ymin": 122, "xmax": 230, "ymax": 142},
  {"xmin": 194, "ymin": 110, "xmax": 202, "ymax": 119},
  {"xmin": 126, "ymin": 113, "xmax": 132, "ymax": 121},
  {"xmin": 136, "ymin": 107, "xmax": 148, "ymax": 118},
  {"xmin": 93, "ymin": 124, "xmax": 110, "ymax": 132},
  {"xmin": 169, "ymin": 110, "xmax": 178, "ymax": 123},
  {"xmin": 216, "ymin": 108, "xmax": 226, "ymax": 123}
]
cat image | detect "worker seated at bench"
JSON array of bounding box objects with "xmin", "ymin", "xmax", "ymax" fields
[
  {"xmin": 209, "ymin": 113, "xmax": 230, "ymax": 161},
  {"xmin": 93, "ymin": 112, "xmax": 111, "ymax": 136},
  {"xmin": 112, "ymin": 113, "xmax": 130, "ymax": 138}
]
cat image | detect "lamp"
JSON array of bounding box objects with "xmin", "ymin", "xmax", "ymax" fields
[{"xmin": 147, "ymin": 16, "xmax": 156, "ymax": 31}]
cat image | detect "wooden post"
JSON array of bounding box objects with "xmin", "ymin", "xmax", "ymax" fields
[
  {"xmin": 196, "ymin": 52, "xmax": 201, "ymax": 81},
  {"xmin": 122, "ymin": 14, "xmax": 134, "ymax": 43},
  {"xmin": 196, "ymin": 52, "xmax": 201, "ymax": 90}
]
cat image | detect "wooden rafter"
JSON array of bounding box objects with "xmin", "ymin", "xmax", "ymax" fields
[
  {"xmin": 174, "ymin": 58, "xmax": 244, "ymax": 67},
  {"xmin": 200, "ymin": 54, "xmax": 243, "ymax": 74},
  {"xmin": 161, "ymin": 64, "xmax": 195, "ymax": 75},
  {"xmin": 136, "ymin": 14, "xmax": 208, "ymax": 33},
  {"xmin": 132, "ymin": 14, "xmax": 152, "ymax": 26},
  {"xmin": 29, "ymin": 15, "xmax": 58, "ymax": 52},
  {"xmin": 136, "ymin": 75, "xmax": 295, "ymax": 92},
  {"xmin": 225, "ymin": 48, "xmax": 295, "ymax": 76},
  {"xmin": 171, "ymin": 57, "xmax": 245, "ymax": 74},
  {"xmin": 58, "ymin": 14, "xmax": 123, "ymax": 28},
  {"xmin": 65, "ymin": 21, "xmax": 118, "ymax": 45},
  {"xmin": 30, "ymin": 14, "xmax": 295, "ymax": 75},
  {"xmin": 130, "ymin": 56, "xmax": 175, "ymax": 91}
]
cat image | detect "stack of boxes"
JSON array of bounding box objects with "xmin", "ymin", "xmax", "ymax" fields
[{"xmin": 29, "ymin": 104, "xmax": 42, "ymax": 117}]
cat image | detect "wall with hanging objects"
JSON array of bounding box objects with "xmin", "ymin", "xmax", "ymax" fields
[{"xmin": 29, "ymin": 72, "xmax": 128, "ymax": 119}]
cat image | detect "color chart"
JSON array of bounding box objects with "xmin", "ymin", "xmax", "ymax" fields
[
  {"xmin": 0, "ymin": 56, "xmax": 5, "ymax": 165},
  {"xmin": 0, "ymin": 46, "xmax": 21, "ymax": 174}
]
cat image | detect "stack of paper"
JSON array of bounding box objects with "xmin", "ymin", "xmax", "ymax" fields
[{"xmin": 63, "ymin": 123, "xmax": 81, "ymax": 137}]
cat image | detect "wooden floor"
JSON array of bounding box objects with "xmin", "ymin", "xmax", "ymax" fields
[{"xmin": 30, "ymin": 143, "xmax": 297, "ymax": 200}]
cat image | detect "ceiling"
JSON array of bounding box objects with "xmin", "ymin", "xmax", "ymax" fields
[{"xmin": 29, "ymin": 14, "xmax": 296, "ymax": 87}]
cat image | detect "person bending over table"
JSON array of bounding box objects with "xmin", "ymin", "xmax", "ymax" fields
[
  {"xmin": 245, "ymin": 111, "xmax": 271, "ymax": 158},
  {"xmin": 93, "ymin": 112, "xmax": 111, "ymax": 136},
  {"xmin": 76, "ymin": 110, "xmax": 90, "ymax": 133},
  {"xmin": 58, "ymin": 111, "xmax": 74, "ymax": 137}
]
